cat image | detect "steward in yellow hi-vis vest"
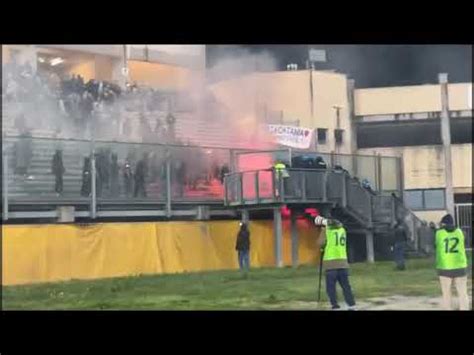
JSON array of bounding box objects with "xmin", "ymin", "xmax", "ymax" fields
[
  {"xmin": 434, "ymin": 214, "xmax": 470, "ymax": 310},
  {"xmin": 273, "ymin": 160, "xmax": 289, "ymax": 197},
  {"xmin": 314, "ymin": 216, "xmax": 356, "ymax": 310}
]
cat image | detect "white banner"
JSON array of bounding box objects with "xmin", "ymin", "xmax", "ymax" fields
[{"xmin": 267, "ymin": 124, "xmax": 313, "ymax": 149}]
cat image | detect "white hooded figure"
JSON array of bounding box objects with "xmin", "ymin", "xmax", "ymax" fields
[{"xmin": 314, "ymin": 216, "xmax": 328, "ymax": 226}]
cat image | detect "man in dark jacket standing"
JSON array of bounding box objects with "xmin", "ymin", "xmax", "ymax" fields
[
  {"xmin": 123, "ymin": 158, "xmax": 133, "ymax": 198},
  {"xmin": 14, "ymin": 129, "xmax": 33, "ymax": 178},
  {"xmin": 80, "ymin": 156, "xmax": 92, "ymax": 197},
  {"xmin": 134, "ymin": 153, "xmax": 148, "ymax": 198},
  {"xmin": 392, "ymin": 220, "xmax": 408, "ymax": 270},
  {"xmin": 236, "ymin": 222, "xmax": 251, "ymax": 274},
  {"xmin": 51, "ymin": 149, "xmax": 65, "ymax": 196},
  {"xmin": 110, "ymin": 153, "xmax": 120, "ymax": 197}
]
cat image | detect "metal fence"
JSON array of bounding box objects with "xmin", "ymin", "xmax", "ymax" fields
[
  {"xmin": 393, "ymin": 196, "xmax": 434, "ymax": 254},
  {"xmin": 2, "ymin": 136, "xmax": 406, "ymax": 227},
  {"xmin": 2, "ymin": 135, "xmax": 240, "ymax": 220},
  {"xmin": 225, "ymin": 167, "xmax": 373, "ymax": 220},
  {"xmin": 455, "ymin": 203, "xmax": 472, "ymax": 248},
  {"xmin": 289, "ymin": 150, "xmax": 401, "ymax": 194}
]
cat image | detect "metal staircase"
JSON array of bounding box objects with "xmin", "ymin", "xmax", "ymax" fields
[{"xmin": 223, "ymin": 167, "xmax": 433, "ymax": 260}]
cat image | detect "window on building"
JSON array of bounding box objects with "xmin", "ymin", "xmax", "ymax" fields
[
  {"xmin": 450, "ymin": 117, "xmax": 472, "ymax": 144},
  {"xmin": 404, "ymin": 190, "xmax": 423, "ymax": 210},
  {"xmin": 357, "ymin": 120, "xmax": 442, "ymax": 148},
  {"xmin": 454, "ymin": 193, "xmax": 472, "ymax": 204},
  {"xmin": 424, "ymin": 189, "xmax": 446, "ymax": 210},
  {"xmin": 404, "ymin": 189, "xmax": 446, "ymax": 211},
  {"xmin": 335, "ymin": 129, "xmax": 344, "ymax": 145},
  {"xmin": 317, "ymin": 128, "xmax": 327, "ymax": 144}
]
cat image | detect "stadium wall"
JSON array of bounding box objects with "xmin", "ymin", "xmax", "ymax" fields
[{"xmin": 2, "ymin": 220, "xmax": 321, "ymax": 286}]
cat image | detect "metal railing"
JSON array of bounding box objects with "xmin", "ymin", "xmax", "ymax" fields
[
  {"xmin": 224, "ymin": 167, "xmax": 373, "ymax": 224},
  {"xmin": 455, "ymin": 203, "xmax": 472, "ymax": 248},
  {"xmin": 224, "ymin": 167, "xmax": 433, "ymax": 255},
  {"xmin": 392, "ymin": 195, "xmax": 434, "ymax": 254},
  {"xmin": 233, "ymin": 149, "xmax": 402, "ymax": 196},
  {"xmin": 1, "ymin": 135, "xmax": 249, "ymax": 220}
]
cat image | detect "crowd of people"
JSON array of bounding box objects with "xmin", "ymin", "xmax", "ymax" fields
[
  {"xmin": 3, "ymin": 61, "xmax": 53, "ymax": 103},
  {"xmin": 47, "ymin": 144, "xmax": 231, "ymax": 199},
  {"xmin": 58, "ymin": 74, "xmax": 122, "ymax": 124},
  {"xmin": 3, "ymin": 59, "xmax": 182, "ymax": 141}
]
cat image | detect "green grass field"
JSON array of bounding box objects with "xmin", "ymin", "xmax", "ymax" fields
[{"xmin": 3, "ymin": 256, "xmax": 472, "ymax": 310}]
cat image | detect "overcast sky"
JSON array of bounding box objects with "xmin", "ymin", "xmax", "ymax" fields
[{"xmin": 206, "ymin": 45, "xmax": 472, "ymax": 88}]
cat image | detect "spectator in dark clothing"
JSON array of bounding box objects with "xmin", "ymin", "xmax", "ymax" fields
[
  {"xmin": 51, "ymin": 149, "xmax": 65, "ymax": 195},
  {"xmin": 110, "ymin": 153, "xmax": 120, "ymax": 196},
  {"xmin": 292, "ymin": 155, "xmax": 316, "ymax": 169},
  {"xmin": 123, "ymin": 159, "xmax": 133, "ymax": 198},
  {"xmin": 81, "ymin": 91, "xmax": 94, "ymax": 119},
  {"xmin": 80, "ymin": 156, "xmax": 92, "ymax": 197},
  {"xmin": 77, "ymin": 75, "xmax": 84, "ymax": 88},
  {"xmin": 334, "ymin": 164, "xmax": 348, "ymax": 174},
  {"xmin": 134, "ymin": 154, "xmax": 148, "ymax": 198},
  {"xmin": 220, "ymin": 164, "xmax": 230, "ymax": 184},
  {"xmin": 103, "ymin": 149, "xmax": 112, "ymax": 190},
  {"xmin": 13, "ymin": 129, "xmax": 33, "ymax": 177},
  {"xmin": 392, "ymin": 220, "xmax": 408, "ymax": 270},
  {"xmin": 315, "ymin": 156, "xmax": 327, "ymax": 169},
  {"xmin": 361, "ymin": 178, "xmax": 376, "ymax": 195},
  {"xmin": 174, "ymin": 159, "xmax": 186, "ymax": 198},
  {"xmin": 94, "ymin": 152, "xmax": 104, "ymax": 197},
  {"xmin": 235, "ymin": 222, "xmax": 251, "ymax": 273}
]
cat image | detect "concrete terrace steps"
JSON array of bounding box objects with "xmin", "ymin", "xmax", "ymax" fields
[
  {"xmin": 174, "ymin": 114, "xmax": 256, "ymax": 149},
  {"xmin": 3, "ymin": 105, "xmax": 260, "ymax": 200},
  {"xmin": 4, "ymin": 135, "xmax": 90, "ymax": 198}
]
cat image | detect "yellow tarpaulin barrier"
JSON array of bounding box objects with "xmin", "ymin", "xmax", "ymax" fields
[{"xmin": 2, "ymin": 220, "xmax": 321, "ymax": 286}]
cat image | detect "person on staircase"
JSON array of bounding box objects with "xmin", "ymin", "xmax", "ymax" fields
[
  {"xmin": 435, "ymin": 214, "xmax": 470, "ymax": 310},
  {"xmin": 51, "ymin": 149, "xmax": 65, "ymax": 196},
  {"xmin": 315, "ymin": 215, "xmax": 357, "ymax": 310}
]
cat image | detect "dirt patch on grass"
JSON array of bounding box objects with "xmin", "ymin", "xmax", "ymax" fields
[
  {"xmin": 358, "ymin": 295, "xmax": 442, "ymax": 310},
  {"xmin": 272, "ymin": 293, "xmax": 472, "ymax": 310}
]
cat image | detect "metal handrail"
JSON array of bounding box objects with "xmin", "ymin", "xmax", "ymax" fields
[{"xmin": 2, "ymin": 134, "xmax": 256, "ymax": 153}]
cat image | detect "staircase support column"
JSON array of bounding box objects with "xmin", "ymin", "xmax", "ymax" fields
[
  {"xmin": 241, "ymin": 209, "xmax": 249, "ymax": 224},
  {"xmin": 2, "ymin": 139, "xmax": 9, "ymax": 221},
  {"xmin": 91, "ymin": 152, "xmax": 97, "ymax": 219},
  {"xmin": 166, "ymin": 155, "xmax": 172, "ymax": 218},
  {"xmin": 273, "ymin": 207, "xmax": 283, "ymax": 267},
  {"xmin": 365, "ymin": 229, "xmax": 375, "ymax": 263},
  {"xmin": 290, "ymin": 211, "xmax": 299, "ymax": 268}
]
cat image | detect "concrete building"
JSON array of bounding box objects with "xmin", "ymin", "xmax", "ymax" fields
[
  {"xmin": 3, "ymin": 44, "xmax": 471, "ymax": 230},
  {"xmin": 209, "ymin": 69, "xmax": 472, "ymax": 231},
  {"xmin": 2, "ymin": 44, "xmax": 206, "ymax": 90},
  {"xmin": 354, "ymin": 81, "xmax": 472, "ymax": 226}
]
